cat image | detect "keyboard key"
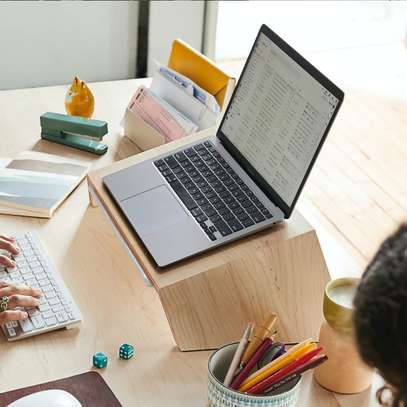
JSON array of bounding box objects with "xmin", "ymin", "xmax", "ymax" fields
[
  {"xmin": 31, "ymin": 315, "xmax": 45, "ymax": 329},
  {"xmin": 7, "ymin": 327, "xmax": 16, "ymax": 337},
  {"xmin": 194, "ymin": 143, "xmax": 205, "ymax": 151},
  {"xmin": 246, "ymin": 206, "xmax": 258, "ymax": 214},
  {"xmin": 233, "ymin": 206, "xmax": 245, "ymax": 215},
  {"xmin": 174, "ymin": 152, "xmax": 188, "ymax": 162},
  {"xmin": 213, "ymin": 220, "xmax": 232, "ymax": 237},
  {"xmin": 218, "ymin": 207, "xmax": 230, "ymax": 216},
  {"xmin": 165, "ymin": 174, "xmax": 177, "ymax": 183},
  {"xmin": 42, "ymin": 310, "xmax": 54, "ymax": 319},
  {"xmin": 25, "ymin": 278, "xmax": 36, "ymax": 287},
  {"xmin": 45, "ymin": 316, "xmax": 57, "ymax": 326},
  {"xmin": 164, "ymin": 156, "xmax": 179, "ymax": 168},
  {"xmin": 223, "ymin": 212, "xmax": 234, "ymax": 221},
  {"xmin": 39, "ymin": 279, "xmax": 51, "ymax": 287},
  {"xmin": 224, "ymin": 196, "xmax": 236, "ymax": 205},
  {"xmin": 196, "ymin": 214, "xmax": 208, "ymax": 223},
  {"xmin": 210, "ymin": 214, "xmax": 221, "ymax": 223},
  {"xmin": 39, "ymin": 303, "xmax": 50, "ymax": 312},
  {"xmin": 171, "ymin": 181, "xmax": 197, "ymax": 210},
  {"xmin": 261, "ymin": 208, "xmax": 272, "ymax": 217},
  {"xmin": 52, "ymin": 304, "xmax": 64, "ymax": 312},
  {"xmin": 214, "ymin": 201, "xmax": 226, "ymax": 210},
  {"xmin": 154, "ymin": 159, "xmax": 164, "ymax": 167},
  {"xmin": 191, "ymin": 208, "xmax": 203, "ymax": 217},
  {"xmin": 27, "ymin": 308, "xmax": 40, "ymax": 317},
  {"xmin": 36, "ymin": 272, "xmax": 47, "ymax": 280},
  {"xmin": 41, "ymin": 284, "xmax": 53, "ymax": 293},
  {"xmin": 227, "ymin": 219, "xmax": 244, "ymax": 232},
  {"xmin": 251, "ymin": 211, "xmax": 266, "ymax": 223},
  {"xmin": 204, "ymin": 208, "xmax": 217, "ymax": 217},
  {"xmin": 242, "ymin": 218, "xmax": 255, "ymax": 227},
  {"xmin": 207, "ymin": 234, "xmax": 217, "ymax": 241},
  {"xmin": 19, "ymin": 318, "xmax": 34, "ymax": 333},
  {"xmin": 196, "ymin": 198, "xmax": 207, "ymax": 206},
  {"xmin": 48, "ymin": 298, "xmax": 60, "ymax": 306},
  {"xmin": 185, "ymin": 148, "xmax": 197, "ymax": 157},
  {"xmin": 242, "ymin": 200, "xmax": 254, "ymax": 208}
]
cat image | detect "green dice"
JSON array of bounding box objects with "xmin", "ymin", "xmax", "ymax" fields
[
  {"xmin": 93, "ymin": 352, "xmax": 108, "ymax": 369},
  {"xmin": 119, "ymin": 343, "xmax": 134, "ymax": 360}
]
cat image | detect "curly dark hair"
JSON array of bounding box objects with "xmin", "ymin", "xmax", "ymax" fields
[{"xmin": 354, "ymin": 224, "xmax": 407, "ymax": 406}]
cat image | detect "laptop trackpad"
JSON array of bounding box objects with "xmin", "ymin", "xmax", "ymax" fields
[{"xmin": 120, "ymin": 185, "xmax": 188, "ymax": 236}]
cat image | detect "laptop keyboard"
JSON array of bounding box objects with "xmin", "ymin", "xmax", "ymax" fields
[{"xmin": 154, "ymin": 140, "xmax": 273, "ymax": 241}]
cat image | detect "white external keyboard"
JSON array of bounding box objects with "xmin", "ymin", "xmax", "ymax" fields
[{"xmin": 0, "ymin": 231, "xmax": 81, "ymax": 341}]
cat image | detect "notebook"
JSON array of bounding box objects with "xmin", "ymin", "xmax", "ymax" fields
[{"xmin": 0, "ymin": 151, "xmax": 89, "ymax": 218}]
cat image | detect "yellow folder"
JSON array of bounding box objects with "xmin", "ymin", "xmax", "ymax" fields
[{"xmin": 167, "ymin": 39, "xmax": 235, "ymax": 110}]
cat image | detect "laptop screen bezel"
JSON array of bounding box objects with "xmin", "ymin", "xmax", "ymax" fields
[{"xmin": 216, "ymin": 24, "xmax": 344, "ymax": 218}]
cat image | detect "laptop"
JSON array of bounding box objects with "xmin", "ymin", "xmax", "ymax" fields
[{"xmin": 103, "ymin": 24, "xmax": 344, "ymax": 267}]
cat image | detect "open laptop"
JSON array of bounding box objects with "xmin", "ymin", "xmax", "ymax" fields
[{"xmin": 103, "ymin": 24, "xmax": 344, "ymax": 267}]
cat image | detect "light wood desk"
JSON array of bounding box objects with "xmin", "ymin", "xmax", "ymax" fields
[{"xmin": 0, "ymin": 79, "xmax": 381, "ymax": 406}]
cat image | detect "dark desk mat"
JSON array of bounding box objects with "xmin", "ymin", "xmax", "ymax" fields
[{"xmin": 0, "ymin": 371, "xmax": 122, "ymax": 406}]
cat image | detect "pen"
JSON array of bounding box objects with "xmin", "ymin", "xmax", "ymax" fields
[
  {"xmin": 263, "ymin": 355, "xmax": 328, "ymax": 395},
  {"xmin": 223, "ymin": 322, "xmax": 254, "ymax": 387},
  {"xmin": 240, "ymin": 313, "xmax": 277, "ymax": 366},
  {"xmin": 230, "ymin": 337, "xmax": 273, "ymax": 390},
  {"xmin": 247, "ymin": 347, "xmax": 323, "ymax": 394},
  {"xmin": 239, "ymin": 339, "xmax": 315, "ymax": 392}
]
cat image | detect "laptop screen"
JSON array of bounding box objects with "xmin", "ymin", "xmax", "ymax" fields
[{"xmin": 218, "ymin": 26, "xmax": 343, "ymax": 216}]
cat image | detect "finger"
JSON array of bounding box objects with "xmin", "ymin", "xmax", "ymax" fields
[
  {"xmin": 0, "ymin": 310, "xmax": 28, "ymax": 325},
  {"xmin": 0, "ymin": 235, "xmax": 16, "ymax": 243},
  {"xmin": 8, "ymin": 294, "xmax": 41, "ymax": 309},
  {"xmin": 0, "ymin": 284, "xmax": 42, "ymax": 298},
  {"xmin": 0, "ymin": 255, "xmax": 16, "ymax": 268},
  {"xmin": 0, "ymin": 239, "xmax": 19, "ymax": 256}
]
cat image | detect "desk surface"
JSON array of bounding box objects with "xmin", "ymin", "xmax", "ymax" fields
[{"xmin": 0, "ymin": 79, "xmax": 381, "ymax": 406}]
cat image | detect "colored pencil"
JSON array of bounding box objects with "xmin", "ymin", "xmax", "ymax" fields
[
  {"xmin": 223, "ymin": 322, "xmax": 254, "ymax": 387},
  {"xmin": 230, "ymin": 337, "xmax": 273, "ymax": 390},
  {"xmin": 239, "ymin": 339, "xmax": 315, "ymax": 392},
  {"xmin": 247, "ymin": 347, "xmax": 323, "ymax": 394}
]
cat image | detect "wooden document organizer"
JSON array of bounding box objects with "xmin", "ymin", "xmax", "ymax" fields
[{"xmin": 88, "ymin": 131, "xmax": 330, "ymax": 351}]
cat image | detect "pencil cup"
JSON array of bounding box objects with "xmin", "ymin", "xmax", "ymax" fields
[{"xmin": 208, "ymin": 343, "xmax": 301, "ymax": 407}]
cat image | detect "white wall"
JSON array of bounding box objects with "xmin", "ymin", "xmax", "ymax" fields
[
  {"xmin": 148, "ymin": 1, "xmax": 205, "ymax": 76},
  {"xmin": 0, "ymin": 1, "xmax": 139, "ymax": 90}
]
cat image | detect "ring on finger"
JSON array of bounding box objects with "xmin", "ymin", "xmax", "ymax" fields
[{"xmin": 0, "ymin": 296, "xmax": 9, "ymax": 312}]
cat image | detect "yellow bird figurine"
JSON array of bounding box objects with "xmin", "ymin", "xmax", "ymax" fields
[{"xmin": 65, "ymin": 76, "xmax": 95, "ymax": 118}]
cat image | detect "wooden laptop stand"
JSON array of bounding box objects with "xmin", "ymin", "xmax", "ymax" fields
[{"xmin": 87, "ymin": 130, "xmax": 330, "ymax": 351}]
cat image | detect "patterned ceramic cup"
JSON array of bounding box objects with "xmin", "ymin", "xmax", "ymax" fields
[{"xmin": 208, "ymin": 343, "xmax": 301, "ymax": 407}]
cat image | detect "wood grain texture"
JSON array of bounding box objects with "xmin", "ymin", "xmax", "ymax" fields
[
  {"xmin": 0, "ymin": 79, "xmax": 384, "ymax": 406},
  {"xmin": 158, "ymin": 229, "xmax": 329, "ymax": 350}
]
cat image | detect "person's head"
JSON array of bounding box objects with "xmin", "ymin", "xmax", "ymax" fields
[{"xmin": 354, "ymin": 224, "xmax": 407, "ymax": 406}]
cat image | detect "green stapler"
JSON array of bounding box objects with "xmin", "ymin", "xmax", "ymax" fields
[{"xmin": 40, "ymin": 112, "xmax": 108, "ymax": 155}]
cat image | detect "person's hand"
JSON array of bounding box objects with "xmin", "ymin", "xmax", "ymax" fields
[
  {"xmin": 0, "ymin": 234, "xmax": 42, "ymax": 325},
  {"xmin": 0, "ymin": 282, "xmax": 42, "ymax": 325},
  {"xmin": 0, "ymin": 234, "xmax": 19, "ymax": 268}
]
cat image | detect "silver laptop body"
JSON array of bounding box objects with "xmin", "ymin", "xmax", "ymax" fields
[{"xmin": 103, "ymin": 25, "xmax": 344, "ymax": 267}]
